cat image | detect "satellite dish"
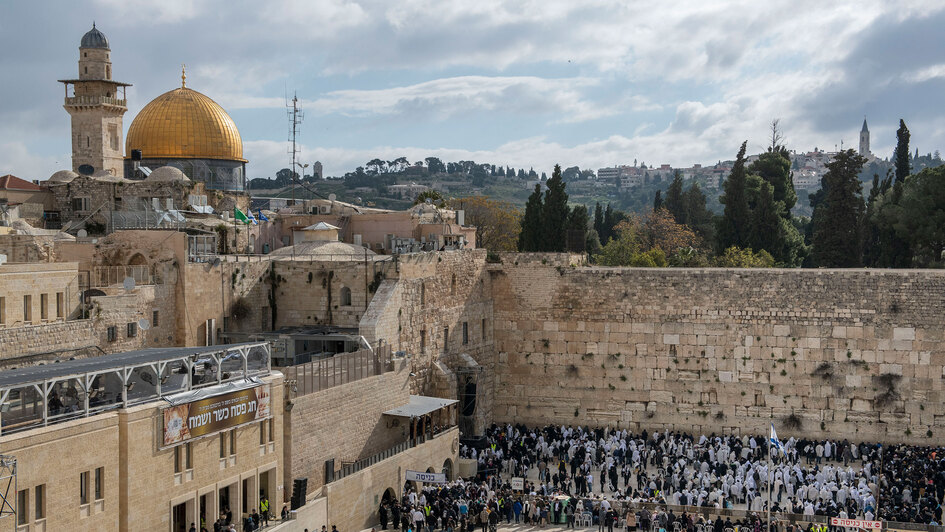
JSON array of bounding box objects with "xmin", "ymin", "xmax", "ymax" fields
[
  {"xmin": 77, "ymin": 164, "xmax": 94, "ymax": 176},
  {"xmin": 77, "ymin": 229, "xmax": 88, "ymax": 238},
  {"xmin": 328, "ymin": 193, "xmax": 336, "ymax": 202},
  {"xmin": 122, "ymin": 277, "xmax": 136, "ymax": 292},
  {"xmin": 138, "ymin": 318, "xmax": 150, "ymax": 331}
]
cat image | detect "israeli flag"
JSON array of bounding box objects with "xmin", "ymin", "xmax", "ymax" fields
[
  {"xmin": 258, "ymin": 210, "xmax": 270, "ymax": 222},
  {"xmin": 246, "ymin": 209, "xmax": 258, "ymax": 225},
  {"xmin": 770, "ymin": 423, "xmax": 784, "ymax": 455}
]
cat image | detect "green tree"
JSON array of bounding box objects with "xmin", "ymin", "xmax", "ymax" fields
[
  {"xmin": 653, "ymin": 190, "xmax": 663, "ymax": 211},
  {"xmin": 887, "ymin": 165, "xmax": 945, "ymax": 265},
  {"xmin": 593, "ymin": 202, "xmax": 604, "ymax": 238},
  {"xmin": 748, "ymin": 181, "xmax": 782, "ymax": 258},
  {"xmin": 682, "ymin": 183, "xmax": 714, "ymax": 242},
  {"xmin": 540, "ymin": 164, "xmax": 569, "ymax": 251},
  {"xmin": 566, "ymin": 204, "xmax": 589, "ymax": 252},
  {"xmin": 664, "ymin": 171, "xmax": 685, "ymax": 223},
  {"xmin": 413, "ymin": 189, "xmax": 446, "ymax": 206},
  {"xmin": 713, "ymin": 246, "xmax": 776, "ymax": 268},
  {"xmin": 811, "ymin": 149, "xmax": 867, "ymax": 267},
  {"xmin": 748, "ymin": 148, "xmax": 796, "ymax": 215},
  {"xmin": 597, "ymin": 221, "xmax": 641, "ymax": 266},
  {"xmin": 517, "ymin": 184, "xmax": 543, "ymax": 251},
  {"xmin": 716, "ymin": 141, "xmax": 751, "ymax": 252},
  {"xmin": 895, "ymin": 119, "xmax": 911, "ymax": 183}
]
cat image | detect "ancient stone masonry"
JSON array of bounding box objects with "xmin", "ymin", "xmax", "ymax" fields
[{"xmin": 489, "ymin": 262, "xmax": 945, "ymax": 443}]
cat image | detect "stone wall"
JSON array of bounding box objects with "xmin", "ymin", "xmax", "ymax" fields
[
  {"xmin": 323, "ymin": 428, "xmax": 459, "ymax": 532},
  {"xmin": 284, "ymin": 359, "xmax": 411, "ymax": 493},
  {"xmin": 491, "ymin": 264, "xmax": 945, "ymax": 443},
  {"xmin": 361, "ymin": 250, "xmax": 496, "ymax": 432}
]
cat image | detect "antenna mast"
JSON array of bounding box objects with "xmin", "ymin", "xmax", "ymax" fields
[{"xmin": 287, "ymin": 92, "xmax": 304, "ymax": 205}]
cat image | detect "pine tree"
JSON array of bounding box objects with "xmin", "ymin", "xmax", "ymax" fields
[
  {"xmin": 895, "ymin": 119, "xmax": 911, "ymax": 183},
  {"xmin": 716, "ymin": 141, "xmax": 751, "ymax": 253},
  {"xmin": 748, "ymin": 147, "xmax": 796, "ymax": 216},
  {"xmin": 811, "ymin": 149, "xmax": 867, "ymax": 267},
  {"xmin": 540, "ymin": 164, "xmax": 570, "ymax": 252},
  {"xmin": 566, "ymin": 205, "xmax": 589, "ymax": 252},
  {"xmin": 664, "ymin": 171, "xmax": 685, "ymax": 224},
  {"xmin": 518, "ymin": 183, "xmax": 543, "ymax": 251}
]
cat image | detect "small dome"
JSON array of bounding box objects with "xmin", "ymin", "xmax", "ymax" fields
[
  {"xmin": 147, "ymin": 166, "xmax": 191, "ymax": 183},
  {"xmin": 48, "ymin": 170, "xmax": 78, "ymax": 183},
  {"xmin": 80, "ymin": 24, "xmax": 109, "ymax": 50}
]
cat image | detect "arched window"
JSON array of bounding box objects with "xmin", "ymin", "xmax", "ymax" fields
[
  {"xmin": 340, "ymin": 287, "xmax": 351, "ymax": 306},
  {"xmin": 420, "ymin": 283, "xmax": 426, "ymax": 307}
]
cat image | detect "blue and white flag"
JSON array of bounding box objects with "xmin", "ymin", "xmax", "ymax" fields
[
  {"xmin": 258, "ymin": 210, "xmax": 270, "ymax": 222},
  {"xmin": 246, "ymin": 209, "xmax": 258, "ymax": 225},
  {"xmin": 770, "ymin": 423, "xmax": 784, "ymax": 454}
]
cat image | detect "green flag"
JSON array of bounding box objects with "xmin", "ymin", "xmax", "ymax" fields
[{"xmin": 234, "ymin": 207, "xmax": 250, "ymax": 224}]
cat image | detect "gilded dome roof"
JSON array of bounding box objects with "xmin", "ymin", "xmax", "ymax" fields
[{"xmin": 125, "ymin": 87, "xmax": 245, "ymax": 162}]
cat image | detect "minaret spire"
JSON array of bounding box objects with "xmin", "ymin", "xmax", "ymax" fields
[{"xmin": 181, "ymin": 64, "xmax": 186, "ymax": 88}]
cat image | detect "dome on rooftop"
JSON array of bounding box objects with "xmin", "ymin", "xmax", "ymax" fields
[
  {"xmin": 48, "ymin": 170, "xmax": 78, "ymax": 184},
  {"xmin": 147, "ymin": 166, "xmax": 191, "ymax": 183},
  {"xmin": 80, "ymin": 24, "xmax": 109, "ymax": 49}
]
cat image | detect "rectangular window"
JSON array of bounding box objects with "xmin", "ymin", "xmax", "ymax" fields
[
  {"xmin": 152, "ymin": 309, "xmax": 159, "ymax": 328},
  {"xmin": 127, "ymin": 322, "xmax": 137, "ymax": 337},
  {"xmin": 35, "ymin": 484, "xmax": 45, "ymax": 519},
  {"xmin": 420, "ymin": 330, "xmax": 426, "ymax": 351},
  {"xmin": 71, "ymin": 197, "xmax": 90, "ymax": 212},
  {"xmin": 268, "ymin": 417, "xmax": 274, "ymax": 442},
  {"xmin": 23, "ymin": 295, "xmax": 31, "ymax": 323},
  {"xmin": 80, "ymin": 471, "xmax": 89, "ymax": 505},
  {"xmin": 94, "ymin": 467, "xmax": 103, "ymax": 500},
  {"xmin": 229, "ymin": 428, "xmax": 236, "ymax": 455},
  {"xmin": 220, "ymin": 433, "xmax": 226, "ymax": 458},
  {"xmin": 443, "ymin": 327, "xmax": 449, "ymax": 351},
  {"xmin": 56, "ymin": 292, "xmax": 64, "ymax": 318},
  {"xmin": 174, "ymin": 446, "xmax": 182, "ymax": 473},
  {"xmin": 107, "ymin": 326, "xmax": 117, "ymax": 342},
  {"xmin": 40, "ymin": 293, "xmax": 48, "ymax": 320},
  {"xmin": 482, "ymin": 318, "xmax": 487, "ymax": 340},
  {"xmin": 260, "ymin": 420, "xmax": 266, "ymax": 445},
  {"xmin": 16, "ymin": 489, "xmax": 27, "ymax": 525},
  {"xmin": 185, "ymin": 442, "xmax": 193, "ymax": 470},
  {"xmin": 0, "ymin": 296, "xmax": 5, "ymax": 324},
  {"xmin": 462, "ymin": 321, "xmax": 469, "ymax": 345}
]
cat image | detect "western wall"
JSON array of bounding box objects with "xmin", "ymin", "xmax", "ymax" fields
[{"xmin": 484, "ymin": 254, "xmax": 945, "ymax": 443}]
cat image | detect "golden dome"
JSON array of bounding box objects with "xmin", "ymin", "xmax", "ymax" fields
[{"xmin": 125, "ymin": 87, "xmax": 245, "ymax": 161}]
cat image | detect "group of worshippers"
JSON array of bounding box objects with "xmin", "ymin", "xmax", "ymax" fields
[{"xmin": 458, "ymin": 424, "xmax": 944, "ymax": 525}]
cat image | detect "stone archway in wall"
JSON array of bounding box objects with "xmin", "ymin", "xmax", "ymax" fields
[
  {"xmin": 382, "ymin": 487, "xmax": 397, "ymax": 504},
  {"xmin": 127, "ymin": 252, "xmax": 148, "ymax": 266},
  {"xmin": 442, "ymin": 459, "xmax": 454, "ymax": 481}
]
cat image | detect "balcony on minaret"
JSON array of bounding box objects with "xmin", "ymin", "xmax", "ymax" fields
[{"xmin": 64, "ymin": 94, "xmax": 127, "ymax": 108}]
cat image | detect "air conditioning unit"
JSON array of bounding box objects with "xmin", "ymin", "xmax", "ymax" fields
[{"xmin": 319, "ymin": 205, "xmax": 330, "ymax": 214}]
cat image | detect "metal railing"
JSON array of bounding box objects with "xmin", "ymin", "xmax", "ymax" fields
[
  {"xmin": 64, "ymin": 95, "xmax": 127, "ymax": 107},
  {"xmin": 282, "ymin": 345, "xmax": 392, "ymax": 397},
  {"xmin": 90, "ymin": 264, "xmax": 157, "ymax": 287},
  {"xmin": 328, "ymin": 427, "xmax": 457, "ymax": 483}
]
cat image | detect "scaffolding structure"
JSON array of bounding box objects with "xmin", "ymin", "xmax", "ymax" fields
[{"xmin": 0, "ymin": 455, "xmax": 16, "ymax": 525}]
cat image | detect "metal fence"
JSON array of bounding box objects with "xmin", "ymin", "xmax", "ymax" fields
[
  {"xmin": 282, "ymin": 345, "xmax": 392, "ymax": 397},
  {"xmin": 90, "ymin": 264, "xmax": 159, "ymax": 287}
]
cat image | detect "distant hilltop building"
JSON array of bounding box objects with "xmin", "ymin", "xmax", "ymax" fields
[{"xmin": 57, "ymin": 25, "xmax": 247, "ymax": 191}]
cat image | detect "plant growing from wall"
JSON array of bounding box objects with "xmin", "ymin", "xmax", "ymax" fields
[
  {"xmin": 230, "ymin": 297, "xmax": 251, "ymax": 321},
  {"xmin": 874, "ymin": 373, "xmax": 902, "ymax": 409},
  {"xmin": 783, "ymin": 412, "xmax": 802, "ymax": 430}
]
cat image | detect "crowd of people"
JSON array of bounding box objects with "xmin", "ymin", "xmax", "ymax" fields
[{"xmin": 447, "ymin": 424, "xmax": 944, "ymax": 526}]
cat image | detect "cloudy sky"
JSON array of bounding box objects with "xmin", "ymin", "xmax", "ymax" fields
[{"xmin": 2, "ymin": 0, "xmax": 945, "ymax": 180}]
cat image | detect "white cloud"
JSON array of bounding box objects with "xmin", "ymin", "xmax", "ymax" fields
[
  {"xmin": 91, "ymin": 0, "xmax": 201, "ymax": 24},
  {"xmin": 0, "ymin": 142, "xmax": 67, "ymax": 181}
]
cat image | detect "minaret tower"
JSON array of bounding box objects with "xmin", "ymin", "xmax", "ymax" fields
[
  {"xmin": 58, "ymin": 24, "xmax": 132, "ymax": 177},
  {"xmin": 859, "ymin": 117, "xmax": 870, "ymax": 157}
]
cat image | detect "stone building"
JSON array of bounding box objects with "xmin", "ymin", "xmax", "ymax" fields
[{"xmin": 0, "ymin": 343, "xmax": 281, "ymax": 532}]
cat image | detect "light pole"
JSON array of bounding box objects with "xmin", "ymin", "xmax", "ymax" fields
[{"xmin": 292, "ymin": 162, "xmax": 309, "ymax": 207}]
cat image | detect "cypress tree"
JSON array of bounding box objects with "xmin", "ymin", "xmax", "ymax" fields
[
  {"xmin": 716, "ymin": 141, "xmax": 751, "ymax": 252},
  {"xmin": 664, "ymin": 171, "xmax": 685, "ymax": 223},
  {"xmin": 593, "ymin": 202, "xmax": 604, "ymax": 239},
  {"xmin": 653, "ymin": 190, "xmax": 663, "ymax": 211},
  {"xmin": 518, "ymin": 183, "xmax": 544, "ymax": 251},
  {"xmin": 748, "ymin": 181, "xmax": 782, "ymax": 258},
  {"xmin": 811, "ymin": 149, "xmax": 867, "ymax": 267},
  {"xmin": 540, "ymin": 164, "xmax": 569, "ymax": 252},
  {"xmin": 895, "ymin": 119, "xmax": 911, "ymax": 183},
  {"xmin": 603, "ymin": 203, "xmax": 615, "ymax": 244}
]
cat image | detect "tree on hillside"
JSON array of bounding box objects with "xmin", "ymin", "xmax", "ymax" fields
[
  {"xmin": 593, "ymin": 203, "xmax": 604, "ymax": 239},
  {"xmin": 566, "ymin": 204, "xmax": 590, "ymax": 252},
  {"xmin": 450, "ymin": 196, "xmax": 521, "ymax": 252},
  {"xmin": 748, "ymin": 148, "xmax": 796, "ymax": 215},
  {"xmin": 747, "ymin": 180, "xmax": 782, "ymax": 258},
  {"xmin": 811, "ymin": 149, "xmax": 867, "ymax": 267},
  {"xmin": 664, "ymin": 171, "xmax": 685, "ymax": 223},
  {"xmin": 713, "ymin": 246, "xmax": 775, "ymax": 268},
  {"xmin": 886, "ymin": 165, "xmax": 945, "ymax": 266},
  {"xmin": 540, "ymin": 164, "xmax": 569, "ymax": 252},
  {"xmin": 413, "ymin": 189, "xmax": 446, "ymax": 207},
  {"xmin": 682, "ymin": 184, "xmax": 714, "ymax": 243},
  {"xmin": 518, "ymin": 184, "xmax": 544, "ymax": 252},
  {"xmin": 641, "ymin": 208, "xmax": 701, "ymax": 256},
  {"xmin": 895, "ymin": 119, "xmax": 911, "ymax": 183},
  {"xmin": 716, "ymin": 141, "xmax": 751, "ymax": 252},
  {"xmin": 653, "ymin": 190, "xmax": 663, "ymax": 211}
]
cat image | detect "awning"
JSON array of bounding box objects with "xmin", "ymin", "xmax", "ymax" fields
[{"xmin": 383, "ymin": 395, "xmax": 457, "ymax": 418}]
